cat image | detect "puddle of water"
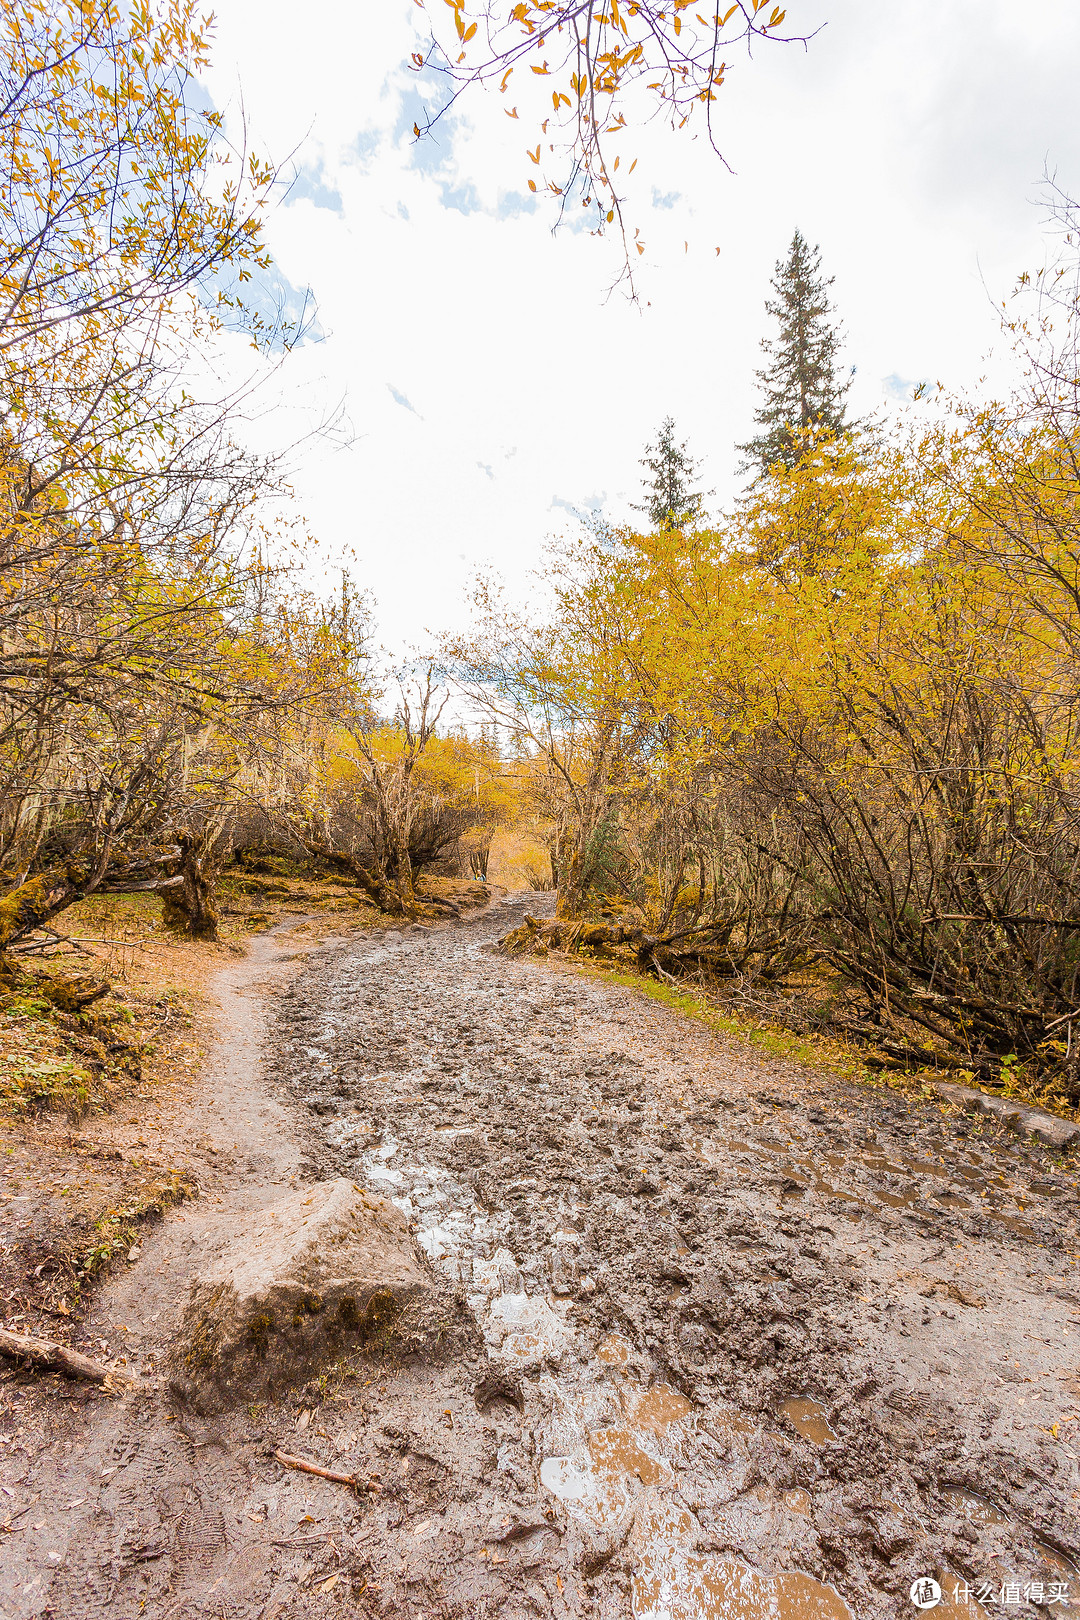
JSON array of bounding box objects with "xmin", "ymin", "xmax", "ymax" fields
[
  {"xmin": 784, "ymin": 1488, "xmax": 812, "ymax": 1515},
  {"xmin": 943, "ymin": 1488, "xmax": 1009, "ymax": 1527},
  {"xmin": 894, "ymin": 1154, "xmax": 950, "ymax": 1180},
  {"xmin": 1037, "ymin": 1541, "xmax": 1079, "ymax": 1576},
  {"xmin": 872, "ymin": 1187, "xmax": 919, "ymax": 1210},
  {"xmin": 487, "ymin": 1292, "xmax": 572, "ymax": 1366},
  {"xmin": 632, "ymin": 1384, "xmax": 693, "ymax": 1436},
  {"xmin": 780, "ymin": 1397, "xmax": 837, "ymax": 1445},
  {"xmin": 1035, "ymin": 1540, "xmax": 1080, "ymax": 1601},
  {"xmin": 540, "ymin": 1386, "xmax": 690, "ymax": 1545},
  {"xmin": 589, "ymin": 1427, "xmax": 672, "ymax": 1488},
  {"xmin": 597, "ymin": 1332, "xmax": 632, "ymax": 1366},
  {"xmin": 539, "ymin": 1455, "xmax": 633, "ymax": 1529},
  {"xmin": 809, "ymin": 1176, "xmax": 860, "ymax": 1203},
  {"xmin": 860, "ymin": 1154, "xmax": 909, "ymax": 1176},
  {"xmin": 933, "ymin": 1192, "xmax": 972, "ymax": 1209},
  {"xmin": 633, "ymin": 1550, "xmax": 853, "ymax": 1619}
]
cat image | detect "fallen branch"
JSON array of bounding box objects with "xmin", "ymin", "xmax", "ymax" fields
[
  {"xmin": 0, "ymin": 1326, "xmax": 135, "ymax": 1391},
  {"xmin": 273, "ymin": 1449, "xmax": 380, "ymax": 1493},
  {"xmin": 11, "ymin": 928, "xmax": 96, "ymax": 958}
]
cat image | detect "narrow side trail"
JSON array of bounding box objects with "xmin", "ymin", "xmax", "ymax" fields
[{"xmin": 2, "ymin": 896, "xmax": 1078, "ymax": 1620}]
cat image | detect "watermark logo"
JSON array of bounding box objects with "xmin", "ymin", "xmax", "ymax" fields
[{"xmin": 911, "ymin": 1575, "xmax": 1072, "ymax": 1608}]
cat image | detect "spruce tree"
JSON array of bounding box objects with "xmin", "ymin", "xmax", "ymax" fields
[
  {"xmin": 739, "ymin": 230, "xmax": 852, "ymax": 479},
  {"xmin": 632, "ymin": 416, "xmax": 707, "ymax": 530}
]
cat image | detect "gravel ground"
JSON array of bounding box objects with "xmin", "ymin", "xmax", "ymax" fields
[{"xmin": 2, "ymin": 893, "xmax": 1079, "ymax": 1620}]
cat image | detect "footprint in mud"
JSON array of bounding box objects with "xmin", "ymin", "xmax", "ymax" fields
[{"xmin": 174, "ymin": 1489, "xmax": 228, "ymax": 1585}]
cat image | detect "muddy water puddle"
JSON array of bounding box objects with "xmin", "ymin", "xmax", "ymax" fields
[
  {"xmin": 779, "ymin": 1397, "xmax": 837, "ymax": 1445},
  {"xmin": 941, "ymin": 1492, "xmax": 1080, "ymax": 1604},
  {"xmin": 539, "ymin": 1371, "xmax": 852, "ymax": 1620},
  {"xmin": 943, "ymin": 1487, "xmax": 1010, "ymax": 1526},
  {"xmin": 632, "ymin": 1500, "xmax": 853, "ymax": 1619},
  {"xmin": 716, "ymin": 1130, "xmax": 1021, "ymax": 1225}
]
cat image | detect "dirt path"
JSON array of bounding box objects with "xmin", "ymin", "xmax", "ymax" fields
[{"xmin": 2, "ymin": 896, "xmax": 1079, "ymax": 1619}]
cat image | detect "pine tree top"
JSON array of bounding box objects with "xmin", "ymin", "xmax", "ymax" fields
[
  {"xmin": 632, "ymin": 415, "xmax": 709, "ymax": 531},
  {"xmin": 739, "ymin": 229, "xmax": 853, "ymax": 480}
]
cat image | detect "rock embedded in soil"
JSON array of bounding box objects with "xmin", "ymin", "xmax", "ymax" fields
[{"xmin": 170, "ymin": 1176, "xmax": 431, "ymax": 1413}]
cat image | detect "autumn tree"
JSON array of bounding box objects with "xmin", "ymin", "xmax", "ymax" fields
[
  {"xmin": 632, "ymin": 416, "xmax": 708, "ymax": 531},
  {"xmin": 739, "ymin": 229, "xmax": 853, "ymax": 478},
  {"xmin": 277, "ymin": 670, "xmax": 514, "ymax": 916}
]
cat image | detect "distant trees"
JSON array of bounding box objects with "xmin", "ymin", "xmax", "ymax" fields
[
  {"xmin": 273, "ymin": 664, "xmax": 520, "ymax": 918},
  {"xmin": 632, "ymin": 417, "xmax": 708, "ymax": 531},
  {"xmin": 739, "ymin": 230, "xmax": 853, "ymax": 479}
]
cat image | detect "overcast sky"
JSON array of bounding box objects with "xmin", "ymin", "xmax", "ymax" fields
[{"xmin": 201, "ymin": 0, "xmax": 1080, "ymax": 656}]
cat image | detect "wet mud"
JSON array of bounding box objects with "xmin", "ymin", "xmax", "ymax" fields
[{"xmin": 2, "ymin": 895, "xmax": 1079, "ymax": 1618}]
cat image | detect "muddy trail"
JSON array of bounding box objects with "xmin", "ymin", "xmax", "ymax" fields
[{"xmin": 2, "ymin": 894, "xmax": 1079, "ymax": 1620}]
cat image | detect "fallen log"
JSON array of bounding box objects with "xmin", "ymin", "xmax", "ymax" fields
[
  {"xmin": 273, "ymin": 1449, "xmax": 380, "ymax": 1493},
  {"xmin": 0, "ymin": 1326, "xmax": 135, "ymax": 1390}
]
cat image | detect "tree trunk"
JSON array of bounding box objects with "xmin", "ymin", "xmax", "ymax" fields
[
  {"xmin": 0, "ymin": 867, "xmax": 91, "ymax": 955},
  {"xmin": 160, "ymin": 831, "xmax": 221, "ymax": 940},
  {"xmin": 389, "ymin": 825, "xmax": 417, "ymax": 916},
  {"xmin": 555, "ymin": 828, "xmax": 588, "ymax": 920},
  {"xmin": 290, "ymin": 832, "xmax": 406, "ymax": 917}
]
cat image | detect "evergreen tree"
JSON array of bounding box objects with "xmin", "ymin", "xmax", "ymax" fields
[
  {"xmin": 739, "ymin": 230, "xmax": 853, "ymax": 479},
  {"xmin": 632, "ymin": 416, "xmax": 708, "ymax": 530}
]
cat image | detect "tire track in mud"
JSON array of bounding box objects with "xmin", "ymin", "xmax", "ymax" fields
[{"xmin": 272, "ymin": 894, "xmax": 1080, "ymax": 1619}]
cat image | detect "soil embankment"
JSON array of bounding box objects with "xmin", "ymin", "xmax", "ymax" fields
[{"xmin": 1, "ymin": 895, "xmax": 1078, "ymax": 1619}]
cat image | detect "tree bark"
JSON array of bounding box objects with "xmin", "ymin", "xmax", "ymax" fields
[
  {"xmin": 290, "ymin": 832, "xmax": 406, "ymax": 916},
  {"xmin": 160, "ymin": 831, "xmax": 221, "ymax": 940},
  {"xmin": 0, "ymin": 867, "xmax": 91, "ymax": 953}
]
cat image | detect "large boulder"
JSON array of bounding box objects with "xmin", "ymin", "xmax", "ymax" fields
[{"xmin": 171, "ymin": 1178, "xmax": 431, "ymax": 1413}]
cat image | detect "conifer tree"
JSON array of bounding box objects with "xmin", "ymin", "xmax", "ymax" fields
[
  {"xmin": 633, "ymin": 416, "xmax": 708, "ymax": 530},
  {"xmin": 739, "ymin": 230, "xmax": 853, "ymax": 479}
]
